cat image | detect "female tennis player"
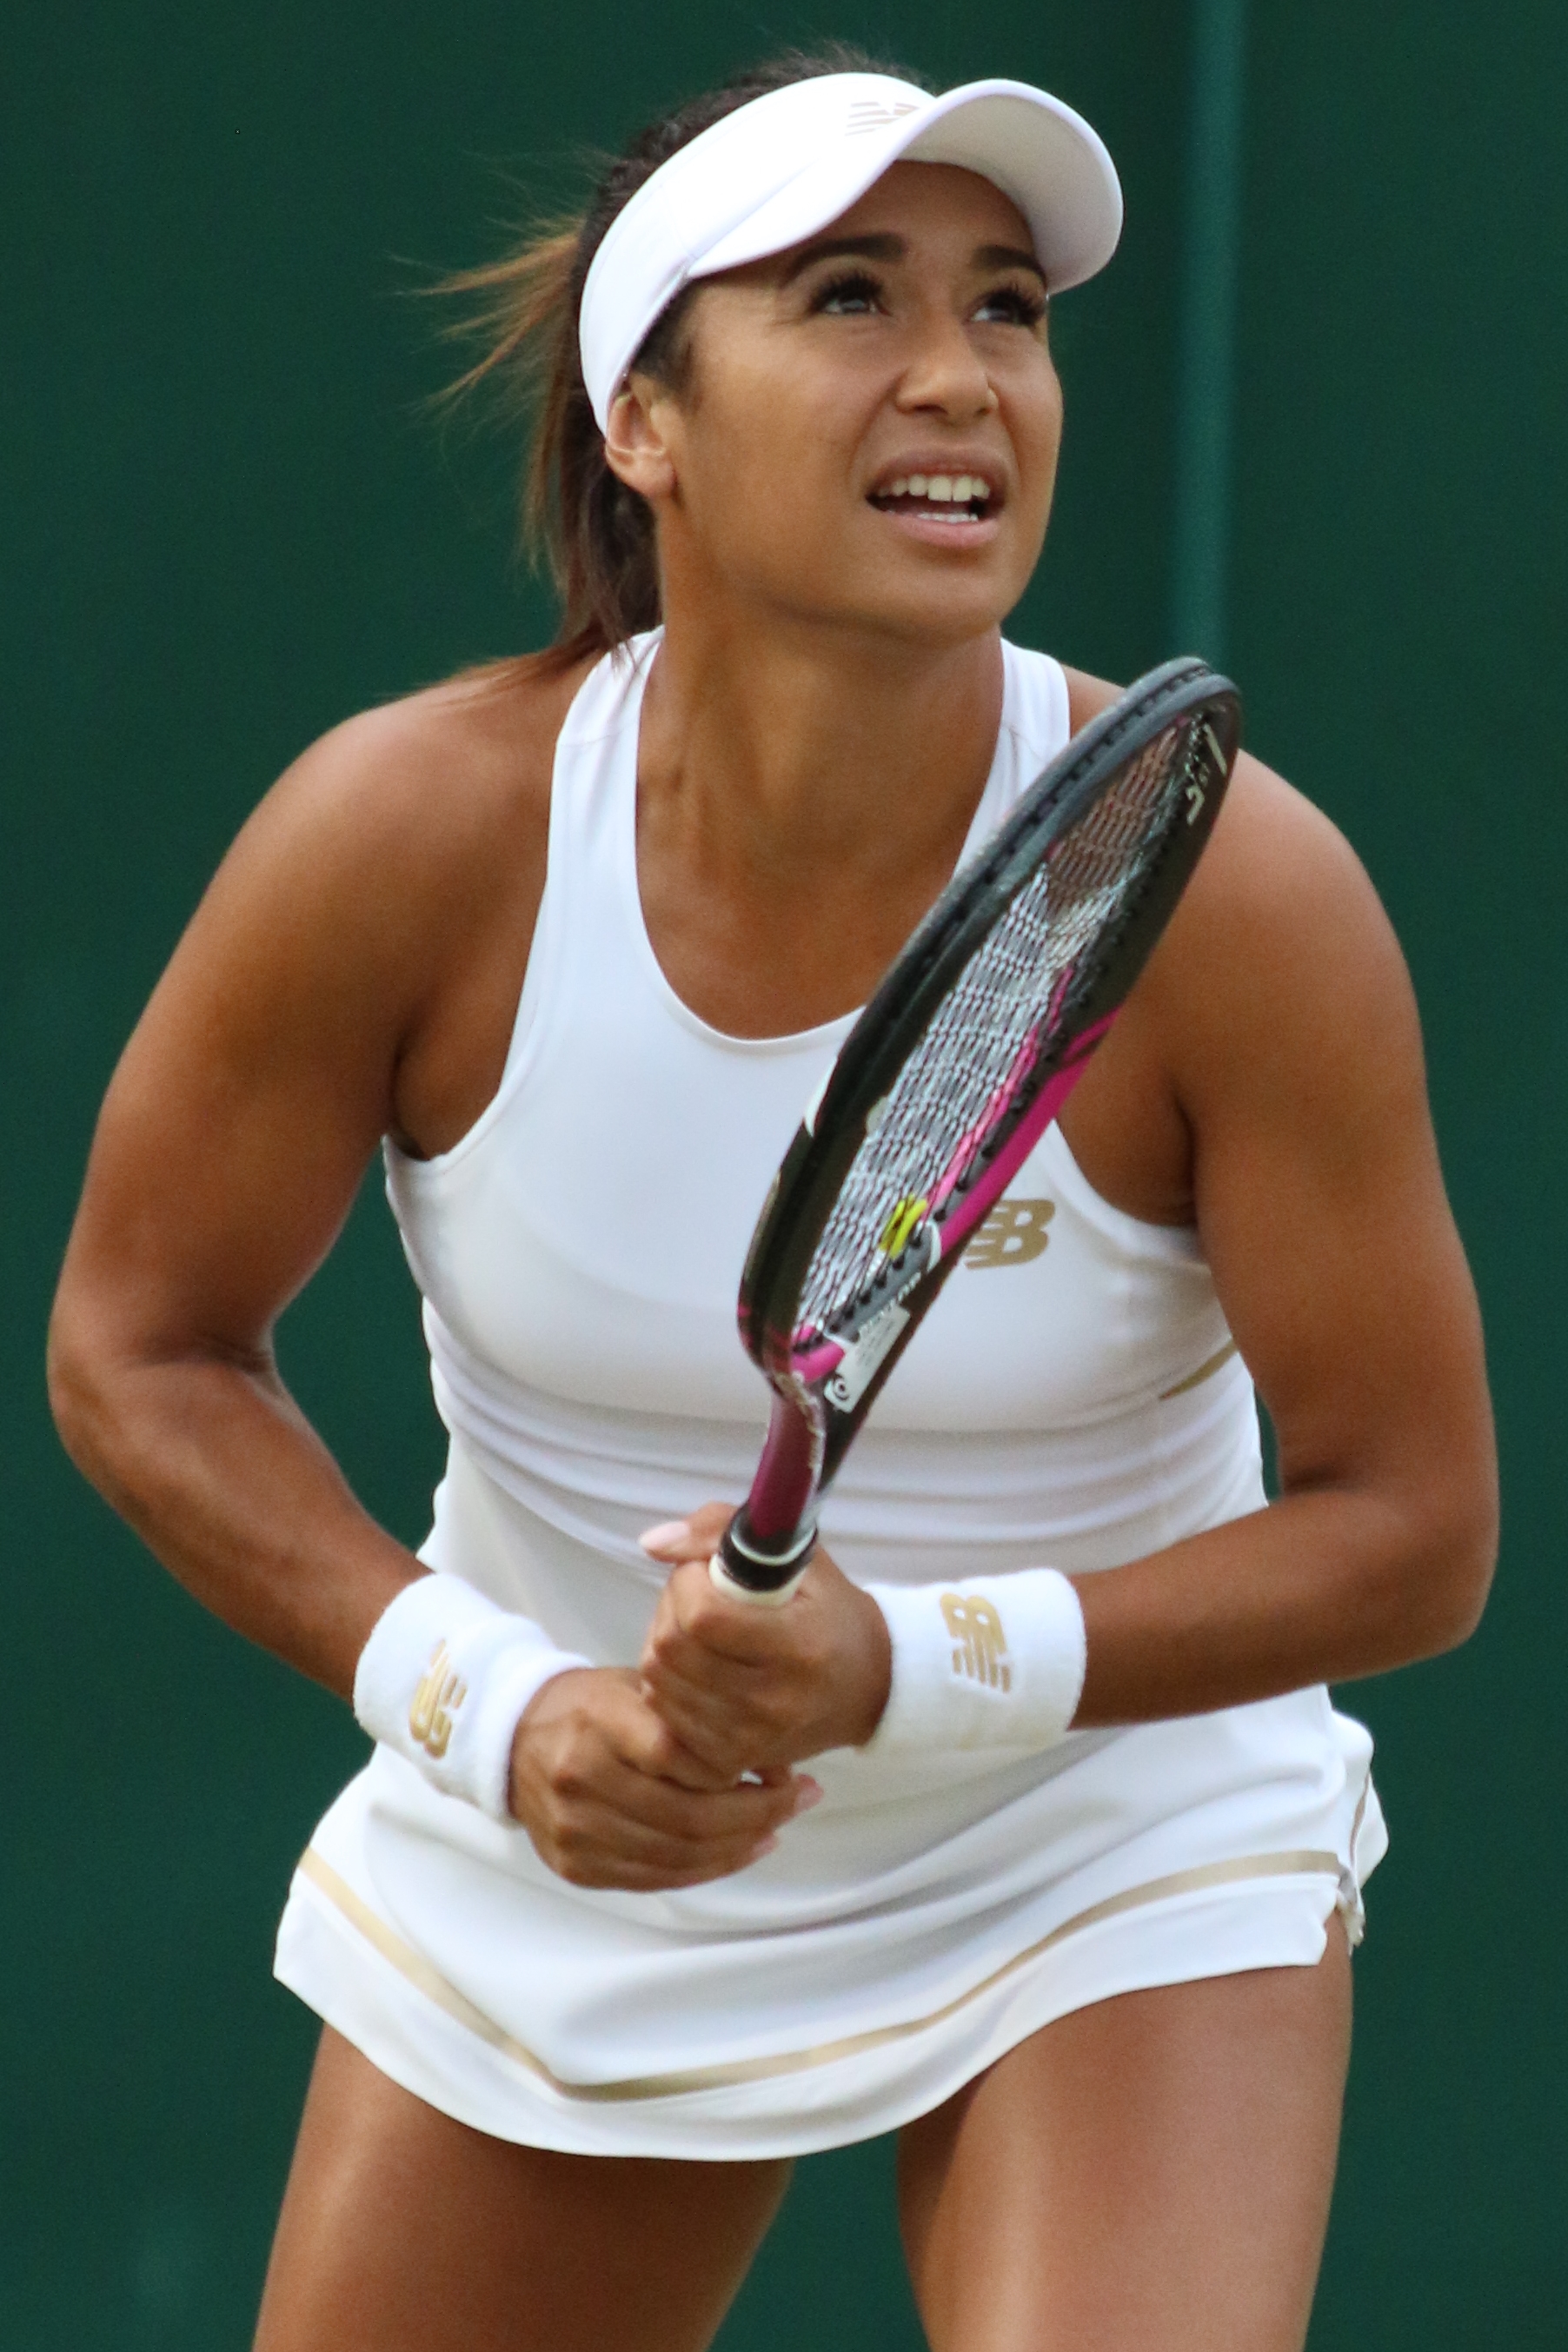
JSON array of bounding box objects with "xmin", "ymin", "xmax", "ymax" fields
[{"xmin": 49, "ymin": 47, "xmax": 1496, "ymax": 2352}]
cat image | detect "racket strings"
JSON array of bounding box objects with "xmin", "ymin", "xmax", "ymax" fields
[{"xmin": 797, "ymin": 722, "xmax": 1197, "ymax": 1338}]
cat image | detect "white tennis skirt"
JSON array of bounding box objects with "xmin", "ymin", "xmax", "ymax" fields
[{"xmin": 275, "ymin": 1448, "xmax": 1386, "ymax": 2163}]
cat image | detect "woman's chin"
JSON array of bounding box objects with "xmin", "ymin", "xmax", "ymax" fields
[
  {"xmin": 840, "ymin": 578, "xmax": 1020, "ymax": 648},
  {"xmin": 728, "ymin": 565, "xmax": 1020, "ymax": 651}
]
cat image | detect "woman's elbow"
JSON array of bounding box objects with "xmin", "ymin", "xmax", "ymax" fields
[
  {"xmin": 46, "ymin": 1283, "xmax": 136, "ymax": 1498},
  {"xmin": 49, "ymin": 1303, "xmax": 100, "ymax": 1472},
  {"xmin": 1403, "ymin": 1478, "xmax": 1499, "ymax": 1658}
]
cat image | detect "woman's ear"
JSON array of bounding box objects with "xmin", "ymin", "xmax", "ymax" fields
[{"xmin": 602, "ymin": 378, "xmax": 678, "ymax": 503}]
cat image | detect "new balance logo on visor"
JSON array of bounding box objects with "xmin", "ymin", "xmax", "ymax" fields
[
  {"xmin": 409, "ymin": 1640, "xmax": 467, "ymax": 1760},
  {"xmin": 940, "ymin": 1594, "xmax": 1013, "ymax": 1692},
  {"xmin": 965, "ymin": 1198, "xmax": 1056, "ymax": 1270},
  {"xmin": 845, "ymin": 97, "xmax": 922, "ymax": 134}
]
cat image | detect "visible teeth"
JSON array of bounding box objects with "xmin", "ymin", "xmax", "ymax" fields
[{"xmin": 874, "ymin": 470, "xmax": 993, "ymax": 509}]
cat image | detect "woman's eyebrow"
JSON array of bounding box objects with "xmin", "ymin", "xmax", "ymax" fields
[
  {"xmin": 778, "ymin": 232, "xmax": 905, "ymax": 284},
  {"xmin": 974, "ymin": 243, "xmax": 1046, "ymax": 285},
  {"xmin": 776, "ymin": 233, "xmax": 1046, "ymax": 289}
]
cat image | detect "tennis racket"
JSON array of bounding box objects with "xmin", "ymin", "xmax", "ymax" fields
[{"xmin": 714, "ymin": 657, "xmax": 1241, "ymax": 1602}]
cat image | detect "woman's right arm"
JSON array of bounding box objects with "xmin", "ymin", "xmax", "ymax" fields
[
  {"xmin": 48, "ymin": 685, "xmax": 805, "ymax": 1886},
  {"xmin": 50, "ymin": 700, "xmax": 460, "ymax": 1691}
]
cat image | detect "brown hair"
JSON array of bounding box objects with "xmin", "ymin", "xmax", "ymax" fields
[{"xmin": 439, "ymin": 44, "xmax": 933, "ymax": 669}]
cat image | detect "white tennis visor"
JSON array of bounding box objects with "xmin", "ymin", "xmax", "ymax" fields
[{"xmin": 579, "ymin": 72, "xmax": 1124, "ymax": 431}]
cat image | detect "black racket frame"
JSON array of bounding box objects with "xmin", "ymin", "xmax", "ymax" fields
[{"xmin": 721, "ymin": 657, "xmax": 1241, "ymax": 1591}]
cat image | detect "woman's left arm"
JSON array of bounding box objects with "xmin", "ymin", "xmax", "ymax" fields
[
  {"xmin": 1062, "ymin": 754, "xmax": 1498, "ymax": 1721},
  {"xmin": 641, "ymin": 759, "xmax": 1498, "ymax": 1763}
]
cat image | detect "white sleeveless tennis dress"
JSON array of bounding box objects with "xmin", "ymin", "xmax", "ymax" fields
[{"xmin": 275, "ymin": 632, "xmax": 1385, "ymax": 2160}]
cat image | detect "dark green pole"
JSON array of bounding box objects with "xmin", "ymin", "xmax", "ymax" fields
[{"xmin": 1170, "ymin": 0, "xmax": 1248, "ymax": 666}]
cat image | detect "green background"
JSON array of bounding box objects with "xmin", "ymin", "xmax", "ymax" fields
[{"xmin": 5, "ymin": 4, "xmax": 1564, "ymax": 2343}]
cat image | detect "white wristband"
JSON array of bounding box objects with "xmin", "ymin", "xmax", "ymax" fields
[
  {"xmin": 863, "ymin": 1570, "xmax": 1086, "ymax": 1753},
  {"xmin": 352, "ymin": 1574, "xmax": 593, "ymax": 1823}
]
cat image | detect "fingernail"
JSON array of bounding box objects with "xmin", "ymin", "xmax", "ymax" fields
[
  {"xmin": 794, "ymin": 1779, "xmax": 825, "ymax": 1813},
  {"xmin": 639, "ymin": 1519, "xmax": 691, "ymax": 1554},
  {"xmin": 753, "ymin": 1834, "xmax": 780, "ymax": 1860}
]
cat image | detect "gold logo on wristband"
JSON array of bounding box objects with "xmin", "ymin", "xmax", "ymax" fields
[
  {"xmin": 409, "ymin": 1640, "xmax": 468, "ymax": 1761},
  {"xmin": 940, "ymin": 1595, "xmax": 1012, "ymax": 1692}
]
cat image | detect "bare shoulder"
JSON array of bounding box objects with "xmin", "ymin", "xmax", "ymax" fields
[
  {"xmin": 1158, "ymin": 747, "xmax": 1422, "ymax": 1141},
  {"xmin": 1064, "ymin": 662, "xmax": 1402, "ymax": 990},
  {"xmin": 180, "ymin": 651, "xmax": 592, "ymax": 1045},
  {"xmin": 1061, "ymin": 663, "xmax": 1122, "ymax": 731},
  {"xmin": 1061, "ymin": 661, "xmax": 1420, "ymax": 1123},
  {"xmin": 126, "ymin": 651, "xmax": 595, "ymax": 1162},
  {"xmin": 231, "ymin": 654, "xmax": 589, "ymax": 923}
]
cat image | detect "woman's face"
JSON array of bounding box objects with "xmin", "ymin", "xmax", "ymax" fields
[{"xmin": 615, "ymin": 161, "xmax": 1064, "ymax": 649}]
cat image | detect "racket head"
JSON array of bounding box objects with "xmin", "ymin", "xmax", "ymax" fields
[{"xmin": 722, "ymin": 658, "xmax": 1240, "ymax": 1590}]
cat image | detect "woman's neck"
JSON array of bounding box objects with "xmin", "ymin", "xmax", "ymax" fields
[
  {"xmin": 631, "ymin": 606, "xmax": 1009, "ymax": 1038},
  {"xmin": 637, "ymin": 606, "xmax": 1006, "ymax": 892}
]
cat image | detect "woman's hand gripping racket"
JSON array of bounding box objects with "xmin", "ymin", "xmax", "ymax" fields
[{"xmin": 713, "ymin": 658, "xmax": 1241, "ymax": 1604}]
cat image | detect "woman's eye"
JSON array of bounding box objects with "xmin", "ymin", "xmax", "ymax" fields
[
  {"xmin": 812, "ymin": 271, "xmax": 883, "ymax": 316},
  {"xmin": 974, "ymin": 285, "xmax": 1047, "ymax": 329}
]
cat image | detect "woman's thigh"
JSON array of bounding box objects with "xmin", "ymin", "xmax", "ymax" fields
[
  {"xmin": 897, "ymin": 1930, "xmax": 1352, "ymax": 2352},
  {"xmin": 253, "ymin": 2028, "xmax": 791, "ymax": 2352}
]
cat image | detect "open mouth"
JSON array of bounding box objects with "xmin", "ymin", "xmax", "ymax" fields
[{"xmin": 868, "ymin": 471, "xmax": 994, "ymax": 523}]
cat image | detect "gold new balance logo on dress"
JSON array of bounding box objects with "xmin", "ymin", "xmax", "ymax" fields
[
  {"xmin": 940, "ymin": 1594, "xmax": 1013, "ymax": 1691},
  {"xmin": 965, "ymin": 1198, "xmax": 1055, "ymax": 1270},
  {"xmin": 409, "ymin": 1641, "xmax": 467, "ymax": 1761}
]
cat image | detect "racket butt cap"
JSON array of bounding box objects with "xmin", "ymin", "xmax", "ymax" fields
[{"xmin": 713, "ymin": 1513, "xmax": 816, "ymax": 1605}]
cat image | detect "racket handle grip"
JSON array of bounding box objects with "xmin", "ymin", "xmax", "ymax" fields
[{"xmin": 711, "ymin": 1513, "xmax": 816, "ymax": 1606}]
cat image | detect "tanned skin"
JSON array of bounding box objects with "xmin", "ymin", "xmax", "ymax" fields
[{"xmin": 51, "ymin": 164, "xmax": 1494, "ymax": 2350}]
